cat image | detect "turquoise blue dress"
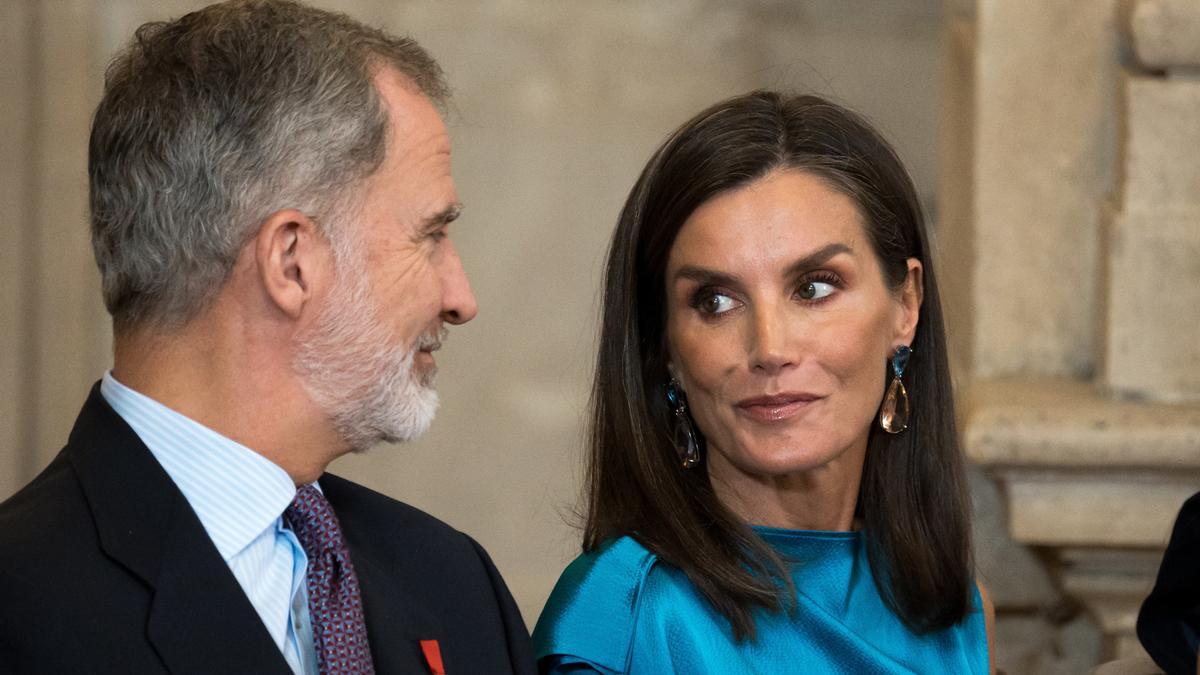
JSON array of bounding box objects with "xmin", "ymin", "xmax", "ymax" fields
[{"xmin": 533, "ymin": 528, "xmax": 988, "ymax": 674}]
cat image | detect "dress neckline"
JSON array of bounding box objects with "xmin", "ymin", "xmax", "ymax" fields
[
  {"xmin": 752, "ymin": 526, "xmax": 862, "ymax": 562},
  {"xmin": 751, "ymin": 525, "xmax": 861, "ymax": 541}
]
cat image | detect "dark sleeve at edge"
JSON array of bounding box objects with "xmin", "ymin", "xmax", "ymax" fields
[
  {"xmin": 467, "ymin": 535, "xmax": 537, "ymax": 675},
  {"xmin": 1138, "ymin": 492, "xmax": 1200, "ymax": 674}
]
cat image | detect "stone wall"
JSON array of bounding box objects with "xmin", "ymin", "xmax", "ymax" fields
[{"xmin": 949, "ymin": 0, "xmax": 1200, "ymax": 671}]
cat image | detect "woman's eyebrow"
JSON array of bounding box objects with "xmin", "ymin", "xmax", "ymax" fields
[
  {"xmin": 782, "ymin": 243, "xmax": 853, "ymax": 278},
  {"xmin": 672, "ymin": 266, "xmax": 740, "ymax": 288},
  {"xmin": 672, "ymin": 243, "xmax": 853, "ymax": 286}
]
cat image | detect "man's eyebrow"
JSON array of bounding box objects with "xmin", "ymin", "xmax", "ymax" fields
[
  {"xmin": 672, "ymin": 243, "xmax": 853, "ymax": 286},
  {"xmin": 421, "ymin": 203, "xmax": 462, "ymax": 232}
]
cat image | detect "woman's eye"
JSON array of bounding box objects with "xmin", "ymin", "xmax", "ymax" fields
[
  {"xmin": 797, "ymin": 281, "xmax": 835, "ymax": 301},
  {"xmin": 697, "ymin": 291, "xmax": 737, "ymax": 316}
]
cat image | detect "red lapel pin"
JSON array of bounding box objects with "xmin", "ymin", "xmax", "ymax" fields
[{"xmin": 419, "ymin": 639, "xmax": 446, "ymax": 675}]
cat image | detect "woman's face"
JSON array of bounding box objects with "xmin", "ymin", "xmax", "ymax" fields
[{"xmin": 664, "ymin": 169, "xmax": 921, "ymax": 494}]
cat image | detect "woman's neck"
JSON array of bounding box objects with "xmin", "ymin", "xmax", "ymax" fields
[{"xmin": 706, "ymin": 444, "xmax": 866, "ymax": 532}]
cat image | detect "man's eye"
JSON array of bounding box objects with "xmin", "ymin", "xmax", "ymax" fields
[
  {"xmin": 796, "ymin": 281, "xmax": 835, "ymax": 301},
  {"xmin": 696, "ymin": 291, "xmax": 737, "ymax": 315}
]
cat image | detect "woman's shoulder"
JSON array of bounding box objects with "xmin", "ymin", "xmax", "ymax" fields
[
  {"xmin": 533, "ymin": 536, "xmax": 696, "ymax": 673},
  {"xmin": 532, "ymin": 536, "xmax": 657, "ymax": 672}
]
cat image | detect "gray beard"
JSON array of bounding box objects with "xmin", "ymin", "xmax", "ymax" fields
[{"xmin": 292, "ymin": 253, "xmax": 440, "ymax": 453}]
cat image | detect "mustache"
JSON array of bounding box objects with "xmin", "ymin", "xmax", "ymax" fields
[{"xmin": 416, "ymin": 326, "xmax": 449, "ymax": 351}]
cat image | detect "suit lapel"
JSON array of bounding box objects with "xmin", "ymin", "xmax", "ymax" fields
[
  {"xmin": 143, "ymin": 498, "xmax": 294, "ymax": 675},
  {"xmin": 68, "ymin": 384, "xmax": 291, "ymax": 674},
  {"xmin": 354, "ymin": 550, "xmax": 449, "ymax": 673},
  {"xmin": 323, "ymin": 475, "xmax": 448, "ymax": 674}
]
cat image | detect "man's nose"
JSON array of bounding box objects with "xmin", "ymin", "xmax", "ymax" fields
[{"xmin": 440, "ymin": 239, "xmax": 478, "ymax": 325}]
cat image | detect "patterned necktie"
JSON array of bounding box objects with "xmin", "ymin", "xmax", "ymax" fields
[{"xmin": 284, "ymin": 485, "xmax": 376, "ymax": 675}]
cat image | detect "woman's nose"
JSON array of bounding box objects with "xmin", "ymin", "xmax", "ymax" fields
[{"xmin": 748, "ymin": 303, "xmax": 796, "ymax": 375}]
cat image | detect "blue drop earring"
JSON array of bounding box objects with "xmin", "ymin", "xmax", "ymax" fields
[
  {"xmin": 879, "ymin": 345, "xmax": 911, "ymax": 434},
  {"xmin": 665, "ymin": 379, "xmax": 701, "ymax": 469}
]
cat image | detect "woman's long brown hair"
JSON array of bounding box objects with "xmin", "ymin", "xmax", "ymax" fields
[{"xmin": 582, "ymin": 90, "xmax": 972, "ymax": 640}]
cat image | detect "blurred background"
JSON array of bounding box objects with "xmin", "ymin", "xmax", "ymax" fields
[{"xmin": 2, "ymin": 1, "xmax": 1198, "ymax": 672}]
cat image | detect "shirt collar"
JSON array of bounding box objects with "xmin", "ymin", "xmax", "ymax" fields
[{"xmin": 100, "ymin": 371, "xmax": 299, "ymax": 561}]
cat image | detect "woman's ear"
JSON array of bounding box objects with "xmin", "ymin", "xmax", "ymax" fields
[
  {"xmin": 893, "ymin": 258, "xmax": 924, "ymax": 347},
  {"xmin": 666, "ymin": 361, "xmax": 684, "ymax": 390}
]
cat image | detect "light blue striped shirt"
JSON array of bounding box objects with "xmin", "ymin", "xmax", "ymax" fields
[{"xmin": 101, "ymin": 372, "xmax": 318, "ymax": 675}]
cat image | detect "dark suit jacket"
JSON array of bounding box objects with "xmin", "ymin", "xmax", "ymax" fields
[
  {"xmin": 0, "ymin": 384, "xmax": 535, "ymax": 674},
  {"xmin": 1139, "ymin": 491, "xmax": 1200, "ymax": 675}
]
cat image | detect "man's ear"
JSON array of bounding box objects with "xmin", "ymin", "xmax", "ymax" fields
[
  {"xmin": 254, "ymin": 209, "xmax": 328, "ymax": 320},
  {"xmin": 893, "ymin": 258, "xmax": 924, "ymax": 347}
]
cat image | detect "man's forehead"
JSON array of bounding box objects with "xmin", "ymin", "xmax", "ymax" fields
[
  {"xmin": 379, "ymin": 83, "xmax": 451, "ymax": 163},
  {"xmin": 375, "ymin": 67, "xmax": 444, "ymax": 128}
]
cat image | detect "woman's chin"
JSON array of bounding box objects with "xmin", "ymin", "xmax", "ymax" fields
[{"xmin": 714, "ymin": 441, "xmax": 849, "ymax": 479}]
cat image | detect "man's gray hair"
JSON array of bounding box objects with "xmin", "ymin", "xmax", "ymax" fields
[{"xmin": 89, "ymin": 0, "xmax": 449, "ymax": 334}]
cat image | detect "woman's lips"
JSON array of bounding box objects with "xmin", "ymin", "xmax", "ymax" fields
[{"xmin": 735, "ymin": 393, "xmax": 821, "ymax": 423}]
